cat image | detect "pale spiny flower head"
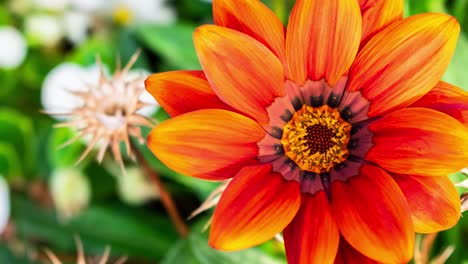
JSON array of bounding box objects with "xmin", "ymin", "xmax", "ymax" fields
[
  {"xmin": 44, "ymin": 236, "xmax": 127, "ymax": 264},
  {"xmin": 50, "ymin": 51, "xmax": 155, "ymax": 170}
]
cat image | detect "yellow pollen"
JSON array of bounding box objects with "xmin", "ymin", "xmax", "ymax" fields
[
  {"xmin": 281, "ymin": 105, "xmax": 351, "ymax": 173},
  {"xmin": 113, "ymin": 6, "xmax": 133, "ymax": 25}
]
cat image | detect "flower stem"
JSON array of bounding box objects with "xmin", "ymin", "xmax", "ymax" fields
[{"xmin": 133, "ymin": 144, "xmax": 189, "ymax": 237}]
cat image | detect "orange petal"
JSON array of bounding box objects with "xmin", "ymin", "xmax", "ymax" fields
[
  {"xmin": 359, "ymin": 0, "xmax": 403, "ymax": 46},
  {"xmin": 286, "ymin": 0, "xmax": 362, "ymax": 85},
  {"xmin": 147, "ymin": 109, "xmax": 264, "ymax": 180},
  {"xmin": 194, "ymin": 25, "xmax": 285, "ymax": 125},
  {"xmin": 145, "ymin": 70, "xmax": 233, "ymax": 117},
  {"xmin": 209, "ymin": 164, "xmax": 301, "ymax": 250},
  {"xmin": 348, "ymin": 13, "xmax": 460, "ymax": 117},
  {"xmin": 213, "ymin": 0, "xmax": 286, "ymax": 63},
  {"xmin": 367, "ymin": 107, "xmax": 468, "ymax": 176},
  {"xmin": 331, "ymin": 165, "xmax": 414, "ymax": 263},
  {"xmin": 393, "ymin": 174, "xmax": 461, "ymax": 233},
  {"xmin": 284, "ymin": 192, "xmax": 339, "ymax": 264},
  {"xmin": 411, "ymin": 81, "xmax": 468, "ymax": 127},
  {"xmin": 334, "ymin": 238, "xmax": 380, "ymax": 264}
]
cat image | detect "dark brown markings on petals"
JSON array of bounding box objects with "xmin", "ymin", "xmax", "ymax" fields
[
  {"xmin": 274, "ymin": 144, "xmax": 284, "ymax": 155},
  {"xmin": 327, "ymin": 93, "xmax": 341, "ymax": 108},
  {"xmin": 350, "ymin": 121, "xmax": 367, "ymax": 136},
  {"xmin": 330, "ymin": 159, "xmax": 362, "ymax": 183},
  {"xmin": 347, "ymin": 120, "xmax": 374, "ymax": 159},
  {"xmin": 310, "ymin": 95, "xmax": 324, "ymax": 107},
  {"xmin": 340, "ymin": 106, "xmax": 354, "ymax": 122},
  {"xmin": 292, "ymin": 97, "xmax": 303, "ymax": 111},
  {"xmin": 280, "ymin": 109, "xmax": 293, "ymax": 122},
  {"xmin": 334, "ymin": 162, "xmax": 347, "ymax": 171},
  {"xmin": 300, "ymin": 171, "xmax": 320, "ymax": 194},
  {"xmin": 270, "ymin": 126, "xmax": 283, "ymax": 139},
  {"xmin": 348, "ymin": 138, "xmax": 360, "ymax": 150},
  {"xmin": 285, "ymin": 157, "xmax": 298, "ymax": 171},
  {"xmin": 320, "ymin": 172, "xmax": 332, "ymax": 200},
  {"xmin": 347, "ymin": 155, "xmax": 366, "ymax": 163}
]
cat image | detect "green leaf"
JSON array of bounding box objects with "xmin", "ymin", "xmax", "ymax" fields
[
  {"xmin": 406, "ymin": 0, "xmax": 446, "ymax": 15},
  {"xmin": 0, "ymin": 5, "xmax": 12, "ymax": 25},
  {"xmin": 443, "ymin": 34, "xmax": 468, "ymax": 90},
  {"xmin": 68, "ymin": 36, "xmax": 117, "ymax": 67},
  {"xmin": 0, "ymin": 108, "xmax": 36, "ymax": 177},
  {"xmin": 0, "ymin": 246, "xmax": 38, "ymax": 264},
  {"xmin": 0, "ymin": 69, "xmax": 17, "ymax": 98},
  {"xmin": 48, "ymin": 127, "xmax": 86, "ymax": 169},
  {"xmin": 452, "ymin": 0, "xmax": 468, "ymax": 33},
  {"xmin": 438, "ymin": 216, "xmax": 468, "ymax": 264},
  {"xmin": 449, "ymin": 171, "xmax": 467, "ymax": 193},
  {"xmin": 0, "ymin": 142, "xmax": 22, "ymax": 179},
  {"xmin": 136, "ymin": 24, "xmax": 201, "ymax": 70},
  {"xmin": 161, "ymin": 233, "xmax": 286, "ymax": 264},
  {"xmin": 116, "ymin": 28, "xmax": 150, "ymax": 70},
  {"xmin": 12, "ymin": 193, "xmax": 178, "ymax": 260}
]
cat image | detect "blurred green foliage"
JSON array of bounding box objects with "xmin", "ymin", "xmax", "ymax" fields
[{"xmin": 0, "ymin": 0, "xmax": 467, "ymax": 263}]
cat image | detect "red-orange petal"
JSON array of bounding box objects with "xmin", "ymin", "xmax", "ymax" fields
[
  {"xmin": 367, "ymin": 107, "xmax": 468, "ymax": 176},
  {"xmin": 359, "ymin": 0, "xmax": 403, "ymax": 46},
  {"xmin": 411, "ymin": 81, "xmax": 468, "ymax": 127},
  {"xmin": 145, "ymin": 70, "xmax": 233, "ymax": 117},
  {"xmin": 147, "ymin": 109, "xmax": 264, "ymax": 180},
  {"xmin": 284, "ymin": 192, "xmax": 339, "ymax": 264},
  {"xmin": 393, "ymin": 174, "xmax": 461, "ymax": 233},
  {"xmin": 209, "ymin": 164, "xmax": 301, "ymax": 250},
  {"xmin": 334, "ymin": 238, "xmax": 380, "ymax": 264},
  {"xmin": 286, "ymin": 0, "xmax": 362, "ymax": 85},
  {"xmin": 213, "ymin": 0, "xmax": 286, "ymax": 63},
  {"xmin": 194, "ymin": 25, "xmax": 285, "ymax": 125},
  {"xmin": 331, "ymin": 165, "xmax": 414, "ymax": 263},
  {"xmin": 348, "ymin": 13, "xmax": 460, "ymax": 117}
]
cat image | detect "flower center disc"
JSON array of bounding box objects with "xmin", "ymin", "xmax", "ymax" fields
[{"xmin": 281, "ymin": 105, "xmax": 351, "ymax": 173}]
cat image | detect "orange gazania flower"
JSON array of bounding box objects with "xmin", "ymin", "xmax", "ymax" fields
[{"xmin": 145, "ymin": 0, "xmax": 468, "ymax": 263}]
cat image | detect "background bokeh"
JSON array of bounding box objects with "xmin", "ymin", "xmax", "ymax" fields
[{"xmin": 0, "ymin": 0, "xmax": 467, "ymax": 263}]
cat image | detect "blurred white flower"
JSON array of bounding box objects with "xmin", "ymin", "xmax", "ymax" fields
[
  {"xmin": 112, "ymin": 0, "xmax": 176, "ymax": 25},
  {"xmin": 31, "ymin": 0, "xmax": 70, "ymax": 11},
  {"xmin": 50, "ymin": 168, "xmax": 91, "ymax": 219},
  {"xmin": 25, "ymin": 14, "xmax": 64, "ymax": 47},
  {"xmin": 69, "ymin": 0, "xmax": 106, "ymax": 13},
  {"xmin": 0, "ymin": 176, "xmax": 10, "ymax": 234},
  {"xmin": 8, "ymin": 0, "xmax": 32, "ymax": 16},
  {"xmin": 0, "ymin": 26, "xmax": 27, "ymax": 69},
  {"xmin": 63, "ymin": 11, "xmax": 91, "ymax": 44},
  {"xmin": 115, "ymin": 167, "xmax": 159, "ymax": 205},
  {"xmin": 41, "ymin": 63, "xmax": 102, "ymax": 119},
  {"xmin": 43, "ymin": 53, "xmax": 159, "ymax": 169}
]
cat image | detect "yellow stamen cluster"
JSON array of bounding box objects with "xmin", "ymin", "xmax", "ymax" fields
[{"xmin": 281, "ymin": 105, "xmax": 351, "ymax": 173}]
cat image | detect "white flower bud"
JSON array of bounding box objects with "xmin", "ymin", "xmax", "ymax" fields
[
  {"xmin": 0, "ymin": 26, "xmax": 27, "ymax": 69},
  {"xmin": 31, "ymin": 0, "xmax": 70, "ymax": 11},
  {"xmin": 50, "ymin": 168, "xmax": 91, "ymax": 219},
  {"xmin": 25, "ymin": 14, "xmax": 64, "ymax": 47},
  {"xmin": 116, "ymin": 167, "xmax": 159, "ymax": 205},
  {"xmin": 63, "ymin": 11, "xmax": 91, "ymax": 44},
  {"xmin": 0, "ymin": 176, "xmax": 10, "ymax": 233}
]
